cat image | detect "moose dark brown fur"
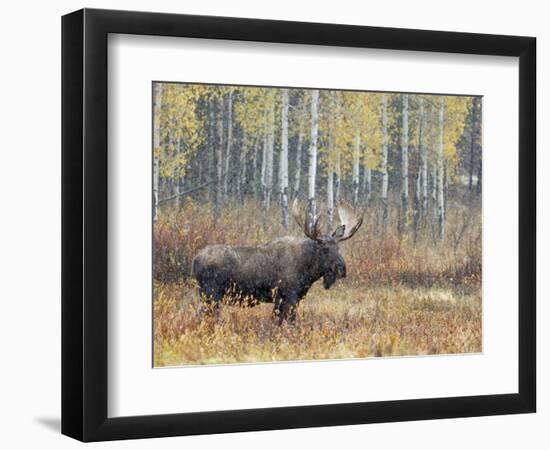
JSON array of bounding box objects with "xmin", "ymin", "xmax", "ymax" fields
[{"xmin": 192, "ymin": 201, "xmax": 364, "ymax": 323}]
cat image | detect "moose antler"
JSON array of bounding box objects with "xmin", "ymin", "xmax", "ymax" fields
[
  {"xmin": 335, "ymin": 203, "xmax": 365, "ymax": 242},
  {"xmin": 291, "ymin": 199, "xmax": 323, "ymax": 242}
]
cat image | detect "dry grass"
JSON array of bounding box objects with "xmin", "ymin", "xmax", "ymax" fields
[
  {"xmin": 154, "ymin": 281, "xmax": 481, "ymax": 366},
  {"xmin": 153, "ymin": 198, "xmax": 482, "ymax": 367}
]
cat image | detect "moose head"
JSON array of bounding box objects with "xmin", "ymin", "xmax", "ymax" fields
[{"xmin": 291, "ymin": 199, "xmax": 365, "ymax": 289}]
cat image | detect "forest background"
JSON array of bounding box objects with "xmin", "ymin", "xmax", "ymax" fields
[{"xmin": 152, "ymin": 83, "xmax": 483, "ymax": 366}]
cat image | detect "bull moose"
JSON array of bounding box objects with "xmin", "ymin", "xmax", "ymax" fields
[{"xmin": 192, "ymin": 200, "xmax": 364, "ymax": 324}]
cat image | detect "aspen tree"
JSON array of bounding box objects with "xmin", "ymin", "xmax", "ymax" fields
[
  {"xmin": 352, "ymin": 131, "xmax": 361, "ymax": 206},
  {"xmin": 308, "ymin": 89, "xmax": 319, "ymax": 228},
  {"xmin": 401, "ymin": 94, "xmax": 409, "ymax": 229},
  {"xmin": 214, "ymin": 95, "xmax": 224, "ymax": 220},
  {"xmin": 419, "ymin": 97, "xmax": 428, "ymax": 211},
  {"xmin": 279, "ymin": 89, "xmax": 290, "ymax": 229},
  {"xmin": 381, "ymin": 94, "xmax": 389, "ymax": 229},
  {"xmin": 437, "ymin": 96, "xmax": 445, "ymax": 240},
  {"xmin": 264, "ymin": 95, "xmax": 275, "ymax": 212},
  {"xmin": 223, "ymin": 89, "xmax": 233, "ymax": 199}
]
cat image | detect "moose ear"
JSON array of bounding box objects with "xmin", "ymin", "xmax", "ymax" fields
[{"xmin": 332, "ymin": 224, "xmax": 346, "ymax": 239}]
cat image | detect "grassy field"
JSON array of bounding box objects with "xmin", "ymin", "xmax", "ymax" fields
[{"xmin": 153, "ymin": 199, "xmax": 482, "ymax": 367}]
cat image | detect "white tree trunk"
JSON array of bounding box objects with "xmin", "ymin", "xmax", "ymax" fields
[
  {"xmin": 416, "ymin": 165, "xmax": 421, "ymax": 208},
  {"xmin": 401, "ymin": 94, "xmax": 409, "ymax": 229},
  {"xmin": 437, "ymin": 96, "xmax": 445, "ymax": 240},
  {"xmin": 327, "ymin": 169, "xmax": 334, "ymax": 231},
  {"xmin": 476, "ymin": 157, "xmax": 482, "ymax": 194},
  {"xmin": 420, "ymin": 98, "xmax": 428, "ymax": 211},
  {"xmin": 293, "ymin": 125, "xmax": 304, "ymax": 198},
  {"xmin": 208, "ymin": 103, "xmax": 215, "ymax": 203},
  {"xmin": 153, "ymin": 83, "xmax": 162, "ymax": 222},
  {"xmin": 362, "ymin": 139, "xmax": 371, "ymax": 203},
  {"xmin": 335, "ymin": 148, "xmax": 341, "ymax": 204},
  {"xmin": 413, "ymin": 162, "xmax": 422, "ymax": 243},
  {"xmin": 252, "ymin": 142, "xmax": 259, "ymax": 199},
  {"xmin": 353, "ymin": 131, "xmax": 361, "ymax": 206},
  {"xmin": 214, "ymin": 97, "xmax": 224, "ymax": 219},
  {"xmin": 265, "ymin": 100, "xmax": 275, "ymax": 211},
  {"xmin": 444, "ymin": 162, "xmax": 448, "ymax": 222},
  {"xmin": 308, "ymin": 90, "xmax": 319, "ymax": 228},
  {"xmin": 173, "ymin": 138, "xmax": 183, "ymax": 207},
  {"xmin": 381, "ymin": 94, "xmax": 389, "ymax": 228},
  {"xmin": 279, "ymin": 89, "xmax": 290, "ymax": 229},
  {"xmin": 363, "ymin": 165, "xmax": 371, "ymax": 204},
  {"xmin": 223, "ymin": 91, "xmax": 233, "ymax": 199},
  {"xmin": 238, "ymin": 141, "xmax": 247, "ymax": 201},
  {"xmin": 432, "ymin": 162, "xmax": 437, "ymax": 206},
  {"xmin": 260, "ymin": 133, "xmax": 267, "ymax": 202}
]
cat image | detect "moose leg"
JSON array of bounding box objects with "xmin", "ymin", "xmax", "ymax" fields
[
  {"xmin": 272, "ymin": 297, "xmax": 283, "ymax": 324},
  {"xmin": 273, "ymin": 292, "xmax": 299, "ymax": 325}
]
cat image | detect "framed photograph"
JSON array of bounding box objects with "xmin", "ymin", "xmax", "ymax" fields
[{"xmin": 62, "ymin": 8, "xmax": 536, "ymax": 441}]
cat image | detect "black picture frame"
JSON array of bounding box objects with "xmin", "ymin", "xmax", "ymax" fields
[{"xmin": 62, "ymin": 8, "xmax": 536, "ymax": 442}]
